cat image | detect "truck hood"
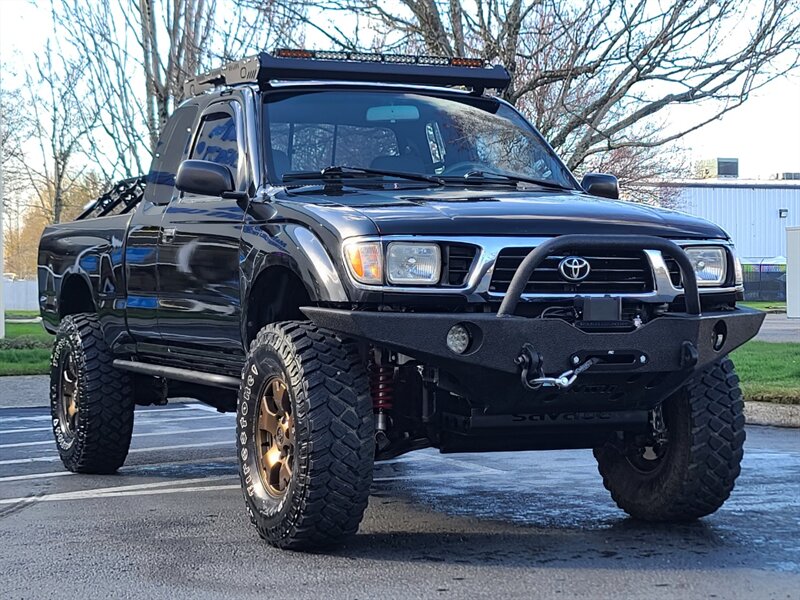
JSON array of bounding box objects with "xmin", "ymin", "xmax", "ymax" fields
[{"xmin": 282, "ymin": 187, "xmax": 727, "ymax": 240}]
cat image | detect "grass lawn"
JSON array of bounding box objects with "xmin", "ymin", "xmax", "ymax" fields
[
  {"xmin": 0, "ymin": 348, "xmax": 53, "ymax": 376},
  {"xmin": 4, "ymin": 309, "xmax": 41, "ymax": 319},
  {"xmin": 4, "ymin": 321, "xmax": 52, "ymax": 341},
  {"xmin": 0, "ymin": 320, "xmax": 53, "ymax": 376},
  {"xmin": 730, "ymin": 342, "xmax": 800, "ymax": 404},
  {"xmin": 740, "ymin": 301, "xmax": 786, "ymax": 312}
]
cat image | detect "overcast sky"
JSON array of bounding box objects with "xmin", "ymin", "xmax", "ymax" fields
[{"xmin": 1, "ymin": 0, "xmax": 799, "ymax": 179}]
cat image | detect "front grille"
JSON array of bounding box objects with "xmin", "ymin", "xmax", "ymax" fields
[
  {"xmin": 442, "ymin": 244, "xmax": 478, "ymax": 286},
  {"xmin": 663, "ymin": 257, "xmax": 683, "ymax": 287},
  {"xmin": 489, "ymin": 248, "xmax": 654, "ymax": 294}
]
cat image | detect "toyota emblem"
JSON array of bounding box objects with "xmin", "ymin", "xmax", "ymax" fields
[{"xmin": 558, "ymin": 256, "xmax": 591, "ymax": 282}]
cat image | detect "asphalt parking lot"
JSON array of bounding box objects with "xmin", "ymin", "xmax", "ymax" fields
[{"xmin": 0, "ymin": 401, "xmax": 798, "ymax": 599}]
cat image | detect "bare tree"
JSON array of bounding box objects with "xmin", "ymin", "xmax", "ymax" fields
[
  {"xmin": 14, "ymin": 41, "xmax": 98, "ymax": 224},
  {"xmin": 257, "ymin": 0, "xmax": 800, "ymax": 186},
  {"xmin": 0, "ymin": 87, "xmax": 29, "ymax": 200},
  {"xmin": 53, "ymin": 0, "xmax": 294, "ymax": 178}
]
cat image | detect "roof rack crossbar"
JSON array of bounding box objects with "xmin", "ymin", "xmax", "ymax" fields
[{"xmin": 184, "ymin": 50, "xmax": 510, "ymax": 98}]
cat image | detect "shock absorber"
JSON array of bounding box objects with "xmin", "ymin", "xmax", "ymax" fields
[{"xmin": 369, "ymin": 362, "xmax": 394, "ymax": 433}]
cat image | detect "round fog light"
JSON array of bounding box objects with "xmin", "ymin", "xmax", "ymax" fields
[
  {"xmin": 446, "ymin": 324, "xmax": 471, "ymax": 354},
  {"xmin": 712, "ymin": 320, "xmax": 727, "ymax": 352}
]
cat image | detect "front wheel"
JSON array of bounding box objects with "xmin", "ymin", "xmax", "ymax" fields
[
  {"xmin": 237, "ymin": 321, "xmax": 374, "ymax": 550},
  {"xmin": 594, "ymin": 357, "xmax": 745, "ymax": 522}
]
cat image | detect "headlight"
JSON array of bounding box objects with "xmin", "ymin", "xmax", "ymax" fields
[
  {"xmin": 387, "ymin": 242, "xmax": 441, "ymax": 285},
  {"xmin": 344, "ymin": 241, "xmax": 383, "ymax": 284},
  {"xmin": 685, "ymin": 247, "xmax": 727, "ymax": 287}
]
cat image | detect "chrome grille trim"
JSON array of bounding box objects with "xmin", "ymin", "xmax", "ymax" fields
[{"xmin": 489, "ymin": 248, "xmax": 654, "ymax": 294}]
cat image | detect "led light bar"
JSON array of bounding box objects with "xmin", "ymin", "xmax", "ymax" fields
[
  {"xmin": 273, "ymin": 48, "xmax": 487, "ymax": 69},
  {"xmin": 185, "ymin": 49, "xmax": 510, "ymax": 97}
]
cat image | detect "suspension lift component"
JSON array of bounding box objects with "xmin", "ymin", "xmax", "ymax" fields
[
  {"xmin": 649, "ymin": 404, "xmax": 668, "ymax": 445},
  {"xmin": 369, "ymin": 361, "xmax": 394, "ymax": 450}
]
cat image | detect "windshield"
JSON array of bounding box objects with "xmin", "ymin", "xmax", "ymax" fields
[{"xmin": 262, "ymin": 89, "xmax": 577, "ymax": 189}]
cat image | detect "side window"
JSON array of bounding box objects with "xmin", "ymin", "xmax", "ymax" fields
[
  {"xmin": 191, "ymin": 111, "xmax": 239, "ymax": 169},
  {"xmin": 144, "ymin": 105, "xmax": 198, "ymax": 204}
]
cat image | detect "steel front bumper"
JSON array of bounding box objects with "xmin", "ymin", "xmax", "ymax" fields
[{"xmin": 301, "ymin": 306, "xmax": 765, "ymax": 378}]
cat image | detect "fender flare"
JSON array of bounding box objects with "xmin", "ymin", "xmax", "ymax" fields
[{"xmin": 244, "ymin": 224, "xmax": 348, "ymax": 304}]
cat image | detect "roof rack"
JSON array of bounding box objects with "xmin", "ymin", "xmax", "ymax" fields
[{"xmin": 184, "ymin": 49, "xmax": 511, "ymax": 98}]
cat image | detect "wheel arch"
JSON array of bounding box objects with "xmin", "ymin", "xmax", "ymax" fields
[
  {"xmin": 58, "ymin": 273, "xmax": 97, "ymax": 319},
  {"xmin": 241, "ymin": 225, "xmax": 349, "ymax": 347},
  {"xmin": 242, "ymin": 265, "xmax": 313, "ymax": 347}
]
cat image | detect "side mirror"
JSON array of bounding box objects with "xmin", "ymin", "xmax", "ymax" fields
[
  {"xmin": 176, "ymin": 159, "xmax": 235, "ymax": 197},
  {"xmin": 580, "ymin": 173, "xmax": 619, "ymax": 200}
]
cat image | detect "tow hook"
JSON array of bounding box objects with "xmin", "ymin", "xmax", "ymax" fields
[{"xmin": 515, "ymin": 343, "xmax": 599, "ymax": 391}]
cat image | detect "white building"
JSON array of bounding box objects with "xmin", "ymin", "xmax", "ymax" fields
[
  {"xmin": 665, "ymin": 179, "xmax": 800, "ymax": 261},
  {"xmin": 660, "ymin": 177, "xmax": 800, "ymax": 301}
]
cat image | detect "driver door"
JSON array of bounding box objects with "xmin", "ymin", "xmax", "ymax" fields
[{"xmin": 156, "ymin": 100, "xmax": 249, "ymax": 352}]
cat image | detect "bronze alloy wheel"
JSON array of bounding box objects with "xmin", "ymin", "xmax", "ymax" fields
[
  {"xmin": 57, "ymin": 350, "xmax": 79, "ymax": 442},
  {"xmin": 255, "ymin": 377, "xmax": 295, "ymax": 497}
]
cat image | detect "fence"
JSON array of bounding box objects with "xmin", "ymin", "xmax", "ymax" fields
[
  {"xmin": 3, "ymin": 279, "xmax": 39, "ymax": 311},
  {"xmin": 742, "ymin": 262, "xmax": 787, "ymax": 302}
]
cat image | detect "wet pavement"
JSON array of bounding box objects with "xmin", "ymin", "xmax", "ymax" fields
[{"xmin": 0, "ymin": 402, "xmax": 798, "ymax": 599}]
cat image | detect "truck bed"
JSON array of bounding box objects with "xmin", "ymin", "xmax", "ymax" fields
[{"xmin": 38, "ymin": 212, "xmax": 134, "ymax": 334}]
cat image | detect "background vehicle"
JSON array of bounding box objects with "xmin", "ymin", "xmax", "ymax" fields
[{"xmin": 38, "ymin": 49, "xmax": 764, "ymax": 550}]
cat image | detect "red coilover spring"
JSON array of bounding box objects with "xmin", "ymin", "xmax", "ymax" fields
[{"xmin": 369, "ymin": 364, "xmax": 394, "ymax": 412}]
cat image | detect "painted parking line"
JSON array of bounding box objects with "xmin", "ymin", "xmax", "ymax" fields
[
  {"xmin": 0, "ymin": 413, "xmax": 234, "ymax": 436},
  {"xmin": 3, "ymin": 483, "xmax": 242, "ymax": 504},
  {"xmin": 0, "ymin": 405, "xmax": 213, "ymax": 424},
  {"xmin": 0, "ymin": 476, "xmax": 239, "ymax": 505},
  {"xmin": 0, "ymin": 440, "xmax": 234, "ymax": 466},
  {"xmin": 0, "ymin": 470, "xmax": 74, "ymax": 483},
  {"xmin": 0, "ymin": 457, "xmax": 237, "ymax": 483},
  {"xmin": 0, "ymin": 426, "xmax": 232, "ymax": 449}
]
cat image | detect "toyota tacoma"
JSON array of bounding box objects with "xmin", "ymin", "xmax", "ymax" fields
[{"xmin": 38, "ymin": 49, "xmax": 764, "ymax": 550}]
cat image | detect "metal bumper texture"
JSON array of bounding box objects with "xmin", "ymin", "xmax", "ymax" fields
[{"xmin": 302, "ymin": 306, "xmax": 765, "ymax": 377}]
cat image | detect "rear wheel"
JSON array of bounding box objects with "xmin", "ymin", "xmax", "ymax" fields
[
  {"xmin": 237, "ymin": 321, "xmax": 374, "ymax": 550},
  {"xmin": 594, "ymin": 357, "xmax": 745, "ymax": 521},
  {"xmin": 50, "ymin": 314, "xmax": 134, "ymax": 474}
]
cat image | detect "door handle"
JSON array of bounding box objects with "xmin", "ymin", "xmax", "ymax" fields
[{"xmin": 161, "ymin": 227, "xmax": 176, "ymax": 244}]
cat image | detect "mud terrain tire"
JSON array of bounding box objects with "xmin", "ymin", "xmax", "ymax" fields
[
  {"xmin": 594, "ymin": 357, "xmax": 745, "ymax": 521},
  {"xmin": 50, "ymin": 314, "xmax": 134, "ymax": 474},
  {"xmin": 237, "ymin": 321, "xmax": 373, "ymax": 550}
]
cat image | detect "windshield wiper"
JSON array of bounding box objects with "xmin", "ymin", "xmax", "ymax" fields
[
  {"xmin": 441, "ymin": 170, "xmax": 573, "ymax": 191},
  {"xmin": 282, "ymin": 166, "xmax": 444, "ymax": 187}
]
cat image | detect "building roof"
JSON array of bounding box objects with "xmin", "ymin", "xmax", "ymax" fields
[{"xmin": 651, "ymin": 178, "xmax": 800, "ymax": 190}]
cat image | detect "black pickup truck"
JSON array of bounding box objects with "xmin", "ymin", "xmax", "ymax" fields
[{"xmin": 39, "ymin": 49, "xmax": 764, "ymax": 550}]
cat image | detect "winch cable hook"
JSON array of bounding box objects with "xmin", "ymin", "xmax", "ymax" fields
[{"xmin": 516, "ymin": 343, "xmax": 600, "ymax": 390}]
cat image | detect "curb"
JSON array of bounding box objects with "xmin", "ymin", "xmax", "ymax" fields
[{"xmin": 745, "ymin": 401, "xmax": 800, "ymax": 428}]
